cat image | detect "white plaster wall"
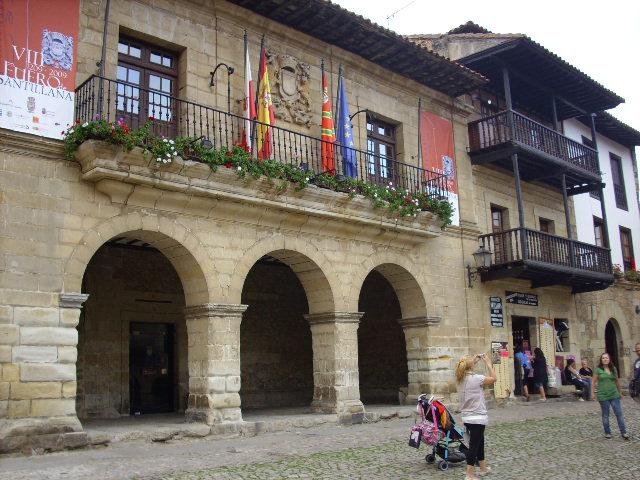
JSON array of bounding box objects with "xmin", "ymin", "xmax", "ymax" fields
[{"xmin": 563, "ymin": 118, "xmax": 640, "ymax": 268}]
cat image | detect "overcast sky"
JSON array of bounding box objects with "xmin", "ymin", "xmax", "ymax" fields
[{"xmin": 334, "ymin": 0, "xmax": 640, "ymax": 132}]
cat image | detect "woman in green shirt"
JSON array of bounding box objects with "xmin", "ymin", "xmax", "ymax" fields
[{"xmin": 592, "ymin": 352, "xmax": 629, "ymax": 439}]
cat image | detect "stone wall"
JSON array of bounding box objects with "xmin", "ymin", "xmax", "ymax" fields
[
  {"xmin": 358, "ymin": 270, "xmax": 407, "ymax": 404},
  {"xmin": 240, "ymin": 260, "xmax": 313, "ymax": 409},
  {"xmin": 78, "ymin": 244, "xmax": 186, "ymax": 418},
  {"xmin": 575, "ymin": 281, "xmax": 640, "ymax": 378}
]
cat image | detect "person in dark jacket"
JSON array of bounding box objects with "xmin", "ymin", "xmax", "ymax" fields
[{"xmin": 532, "ymin": 347, "xmax": 548, "ymax": 401}]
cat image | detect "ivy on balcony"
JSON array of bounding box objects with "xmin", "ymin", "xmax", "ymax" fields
[{"xmin": 63, "ymin": 119, "xmax": 453, "ymax": 227}]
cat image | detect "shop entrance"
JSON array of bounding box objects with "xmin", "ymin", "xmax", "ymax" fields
[
  {"xmin": 512, "ymin": 316, "xmax": 534, "ymax": 396},
  {"xmin": 130, "ymin": 322, "xmax": 175, "ymax": 414},
  {"xmin": 605, "ymin": 319, "xmax": 620, "ymax": 376}
]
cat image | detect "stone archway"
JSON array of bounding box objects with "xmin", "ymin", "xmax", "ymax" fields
[
  {"xmin": 61, "ymin": 212, "xmax": 242, "ymax": 426},
  {"xmin": 605, "ymin": 318, "xmax": 622, "ymax": 376},
  {"xmin": 353, "ymin": 258, "xmax": 430, "ymax": 403}
]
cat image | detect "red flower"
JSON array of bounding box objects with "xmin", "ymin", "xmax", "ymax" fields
[
  {"xmin": 224, "ymin": 162, "xmax": 233, "ymax": 169},
  {"xmin": 405, "ymin": 197, "xmax": 411, "ymax": 203},
  {"xmin": 233, "ymin": 139, "xmax": 251, "ymax": 153},
  {"xmin": 148, "ymin": 116, "xmax": 154, "ymax": 121}
]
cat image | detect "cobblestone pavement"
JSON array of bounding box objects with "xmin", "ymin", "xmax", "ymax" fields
[{"xmin": 2, "ymin": 398, "xmax": 639, "ymax": 480}]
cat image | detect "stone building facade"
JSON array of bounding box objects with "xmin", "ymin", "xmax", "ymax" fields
[{"xmin": 1, "ymin": 3, "xmax": 638, "ymax": 453}]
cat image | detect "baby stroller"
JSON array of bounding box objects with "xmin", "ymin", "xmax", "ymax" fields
[{"xmin": 416, "ymin": 394, "xmax": 468, "ymax": 471}]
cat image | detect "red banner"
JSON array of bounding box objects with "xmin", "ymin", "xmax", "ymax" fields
[
  {"xmin": 0, "ymin": 0, "xmax": 80, "ymax": 139},
  {"xmin": 421, "ymin": 111, "xmax": 460, "ymax": 226}
]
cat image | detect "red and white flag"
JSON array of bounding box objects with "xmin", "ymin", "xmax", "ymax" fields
[{"xmin": 244, "ymin": 33, "xmax": 256, "ymax": 147}]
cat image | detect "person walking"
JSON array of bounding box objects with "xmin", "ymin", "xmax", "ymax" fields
[
  {"xmin": 456, "ymin": 353, "xmax": 496, "ymax": 480},
  {"xmin": 514, "ymin": 343, "xmax": 530, "ymax": 400},
  {"xmin": 531, "ymin": 347, "xmax": 548, "ymax": 401},
  {"xmin": 592, "ymin": 352, "xmax": 629, "ymax": 439}
]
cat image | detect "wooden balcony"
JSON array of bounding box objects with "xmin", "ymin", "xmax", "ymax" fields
[
  {"xmin": 468, "ymin": 110, "xmax": 601, "ymax": 194},
  {"xmin": 478, "ymin": 228, "xmax": 613, "ymax": 293}
]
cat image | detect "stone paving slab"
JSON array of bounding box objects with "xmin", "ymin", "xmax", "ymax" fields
[{"xmin": 1, "ymin": 398, "xmax": 638, "ymax": 480}]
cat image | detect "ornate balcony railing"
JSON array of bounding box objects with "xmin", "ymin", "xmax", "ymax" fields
[
  {"xmin": 479, "ymin": 227, "xmax": 612, "ymax": 275},
  {"xmin": 468, "ymin": 110, "xmax": 600, "ymax": 176},
  {"xmin": 74, "ymin": 75, "xmax": 448, "ymax": 198}
]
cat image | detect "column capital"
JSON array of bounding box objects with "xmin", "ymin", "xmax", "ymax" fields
[
  {"xmin": 398, "ymin": 316, "xmax": 441, "ymax": 328},
  {"xmin": 59, "ymin": 293, "xmax": 89, "ymax": 309},
  {"xmin": 304, "ymin": 311, "xmax": 364, "ymax": 325},
  {"xmin": 184, "ymin": 303, "xmax": 248, "ymax": 320}
]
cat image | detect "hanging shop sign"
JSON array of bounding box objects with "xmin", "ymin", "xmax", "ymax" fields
[
  {"xmin": 505, "ymin": 291, "xmax": 538, "ymax": 306},
  {"xmin": 0, "ymin": 0, "xmax": 80, "ymax": 139},
  {"xmin": 489, "ymin": 296, "xmax": 503, "ymax": 327}
]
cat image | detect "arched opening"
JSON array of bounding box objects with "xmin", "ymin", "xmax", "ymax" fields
[
  {"xmin": 357, "ymin": 269, "xmax": 408, "ymax": 404},
  {"xmin": 77, "ymin": 237, "xmax": 188, "ymax": 418},
  {"xmin": 240, "ymin": 255, "xmax": 314, "ymax": 410},
  {"xmin": 605, "ymin": 319, "xmax": 621, "ymax": 376}
]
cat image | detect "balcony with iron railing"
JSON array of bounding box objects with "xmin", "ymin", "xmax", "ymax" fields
[
  {"xmin": 71, "ymin": 75, "xmax": 451, "ymax": 241},
  {"xmin": 478, "ymin": 227, "xmax": 614, "ymax": 292},
  {"xmin": 74, "ymin": 75, "xmax": 448, "ymax": 199},
  {"xmin": 468, "ymin": 110, "xmax": 602, "ymax": 193}
]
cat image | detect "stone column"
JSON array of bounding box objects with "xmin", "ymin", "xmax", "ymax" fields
[
  {"xmin": 305, "ymin": 312, "xmax": 364, "ymax": 423},
  {"xmin": 399, "ymin": 316, "xmax": 442, "ymax": 402},
  {"xmin": 184, "ymin": 303, "xmax": 247, "ymax": 425},
  {"xmin": 0, "ymin": 293, "xmax": 89, "ymax": 453}
]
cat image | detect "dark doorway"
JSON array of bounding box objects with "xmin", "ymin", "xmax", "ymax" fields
[
  {"xmin": 130, "ymin": 322, "xmax": 175, "ymax": 414},
  {"xmin": 240, "ymin": 256, "xmax": 313, "ymax": 409},
  {"xmin": 512, "ymin": 316, "xmax": 533, "ymax": 396},
  {"xmin": 605, "ymin": 319, "xmax": 620, "ymax": 377},
  {"xmin": 358, "ymin": 270, "xmax": 408, "ymax": 404}
]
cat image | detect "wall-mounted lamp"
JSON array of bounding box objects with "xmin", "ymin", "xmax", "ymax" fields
[
  {"xmin": 635, "ymin": 305, "xmax": 640, "ymax": 315},
  {"xmin": 209, "ymin": 63, "xmax": 235, "ymax": 113},
  {"xmin": 349, "ymin": 108, "xmax": 368, "ymax": 122},
  {"xmin": 466, "ymin": 244, "xmax": 493, "ymax": 288}
]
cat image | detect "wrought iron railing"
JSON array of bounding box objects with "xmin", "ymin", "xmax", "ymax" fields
[
  {"xmin": 479, "ymin": 227, "xmax": 612, "ymax": 274},
  {"xmin": 74, "ymin": 75, "xmax": 449, "ymax": 198},
  {"xmin": 468, "ymin": 110, "xmax": 600, "ymax": 176}
]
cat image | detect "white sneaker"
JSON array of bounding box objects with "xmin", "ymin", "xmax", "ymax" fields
[{"xmin": 578, "ymin": 398, "xmax": 585, "ymax": 402}]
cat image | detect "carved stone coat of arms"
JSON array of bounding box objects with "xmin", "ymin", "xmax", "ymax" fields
[{"xmin": 267, "ymin": 52, "xmax": 312, "ymax": 128}]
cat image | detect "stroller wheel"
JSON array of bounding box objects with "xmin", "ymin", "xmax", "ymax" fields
[
  {"xmin": 438, "ymin": 460, "xmax": 449, "ymax": 471},
  {"xmin": 425, "ymin": 453, "xmax": 435, "ymax": 464}
]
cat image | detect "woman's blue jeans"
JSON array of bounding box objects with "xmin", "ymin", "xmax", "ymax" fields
[{"xmin": 599, "ymin": 398, "xmax": 627, "ymax": 435}]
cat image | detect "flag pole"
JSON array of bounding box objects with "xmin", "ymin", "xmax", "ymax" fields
[
  {"xmin": 251, "ymin": 34, "xmax": 265, "ymax": 157},
  {"xmin": 244, "ymin": 30, "xmax": 251, "ymax": 147},
  {"xmin": 417, "ymin": 97, "xmax": 422, "ymax": 164}
]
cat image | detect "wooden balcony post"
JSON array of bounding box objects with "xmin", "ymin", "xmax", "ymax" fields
[
  {"xmin": 512, "ymin": 153, "xmax": 528, "ymax": 259},
  {"xmin": 502, "ymin": 67, "xmax": 515, "ymax": 141},
  {"xmin": 562, "ymin": 174, "xmax": 576, "ymax": 267}
]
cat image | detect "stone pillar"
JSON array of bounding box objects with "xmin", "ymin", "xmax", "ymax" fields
[
  {"xmin": 184, "ymin": 303, "xmax": 247, "ymax": 425},
  {"xmin": 306, "ymin": 312, "xmax": 365, "ymax": 422},
  {"xmin": 399, "ymin": 316, "xmax": 442, "ymax": 402},
  {"xmin": 0, "ymin": 293, "xmax": 88, "ymax": 453}
]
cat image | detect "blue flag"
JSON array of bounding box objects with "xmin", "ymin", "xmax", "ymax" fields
[{"xmin": 335, "ymin": 69, "xmax": 357, "ymax": 178}]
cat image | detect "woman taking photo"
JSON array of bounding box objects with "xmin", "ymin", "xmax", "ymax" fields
[
  {"xmin": 531, "ymin": 347, "xmax": 548, "ymax": 401},
  {"xmin": 456, "ymin": 353, "xmax": 496, "ymax": 480},
  {"xmin": 592, "ymin": 352, "xmax": 629, "ymax": 439}
]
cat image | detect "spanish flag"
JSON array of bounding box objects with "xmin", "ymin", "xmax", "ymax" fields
[
  {"xmin": 256, "ymin": 44, "xmax": 275, "ymax": 160},
  {"xmin": 320, "ymin": 63, "xmax": 336, "ymax": 173}
]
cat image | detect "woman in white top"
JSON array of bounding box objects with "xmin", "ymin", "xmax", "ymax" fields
[{"xmin": 456, "ymin": 353, "xmax": 496, "ymax": 480}]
